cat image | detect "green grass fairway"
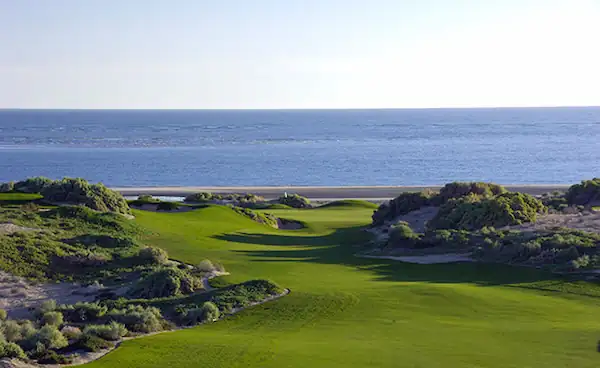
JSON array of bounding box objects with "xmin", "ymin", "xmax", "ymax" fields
[
  {"xmin": 85, "ymin": 204, "xmax": 600, "ymax": 368},
  {"xmin": 0, "ymin": 192, "xmax": 42, "ymax": 205}
]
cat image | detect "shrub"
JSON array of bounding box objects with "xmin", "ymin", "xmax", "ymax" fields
[
  {"xmin": 75, "ymin": 333, "xmax": 113, "ymax": 352},
  {"xmin": 0, "ymin": 309, "xmax": 6, "ymax": 321},
  {"xmin": 136, "ymin": 246, "xmax": 169, "ymax": 265},
  {"xmin": 566, "ymin": 178, "xmax": 600, "ymax": 205},
  {"xmin": 196, "ymin": 259, "xmax": 216, "ymax": 272},
  {"xmin": 106, "ymin": 305, "xmax": 164, "ymax": 333},
  {"xmin": 1, "ymin": 321, "xmax": 23, "ymax": 343},
  {"xmin": 429, "ymin": 192, "xmax": 546, "ymax": 230},
  {"xmin": 182, "ymin": 302, "xmax": 220, "ymax": 325},
  {"xmin": 387, "ymin": 222, "xmax": 421, "ymax": 248},
  {"xmin": 40, "ymin": 177, "xmax": 131, "ymax": 214},
  {"xmin": 231, "ymin": 206, "xmax": 278, "ymax": 227},
  {"xmin": 129, "ymin": 268, "xmax": 202, "ymax": 299},
  {"xmin": 60, "ymin": 326, "xmax": 82, "ymax": 341},
  {"xmin": 156, "ymin": 201, "xmax": 179, "ymax": 211},
  {"xmin": 14, "ymin": 177, "xmax": 54, "ymax": 193},
  {"xmin": 0, "ymin": 181, "xmax": 15, "ymax": 193},
  {"xmin": 211, "ymin": 279, "xmax": 284, "ymax": 312},
  {"xmin": 438, "ymin": 182, "xmax": 506, "ymax": 203},
  {"xmin": 372, "ymin": 191, "xmax": 435, "ymax": 226},
  {"xmin": 277, "ymin": 194, "xmax": 310, "ymax": 208},
  {"xmin": 37, "ymin": 300, "xmax": 57, "ymax": 315},
  {"xmin": 83, "ymin": 322, "xmax": 128, "ymax": 341},
  {"xmin": 184, "ymin": 192, "xmax": 219, "ymax": 202},
  {"xmin": 41, "ymin": 311, "xmax": 64, "ymax": 326},
  {"xmin": 36, "ymin": 350, "xmax": 73, "ymax": 364},
  {"xmin": 58, "ymin": 302, "xmax": 108, "ymax": 323},
  {"xmin": 0, "ymin": 340, "xmax": 26, "ymax": 359},
  {"xmin": 32, "ymin": 325, "xmax": 68, "ymax": 350}
]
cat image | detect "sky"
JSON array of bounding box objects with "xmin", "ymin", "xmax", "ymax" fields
[{"xmin": 1, "ymin": 0, "xmax": 599, "ymax": 109}]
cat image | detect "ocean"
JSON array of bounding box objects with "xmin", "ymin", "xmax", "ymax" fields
[{"xmin": 1, "ymin": 108, "xmax": 599, "ymax": 187}]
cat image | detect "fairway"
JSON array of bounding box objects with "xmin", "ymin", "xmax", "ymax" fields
[{"xmin": 84, "ymin": 204, "xmax": 600, "ymax": 368}]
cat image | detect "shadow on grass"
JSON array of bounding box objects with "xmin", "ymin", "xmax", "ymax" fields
[{"xmin": 215, "ymin": 227, "xmax": 600, "ymax": 294}]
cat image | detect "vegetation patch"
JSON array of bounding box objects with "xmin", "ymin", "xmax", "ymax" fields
[
  {"xmin": 566, "ymin": 178, "xmax": 600, "ymax": 206},
  {"xmin": 231, "ymin": 206, "xmax": 279, "ymax": 228},
  {"xmin": 319, "ymin": 200, "xmax": 379, "ymax": 209},
  {"xmin": 428, "ymin": 192, "xmax": 546, "ymax": 230},
  {"xmin": 277, "ymin": 194, "xmax": 311, "ymax": 208}
]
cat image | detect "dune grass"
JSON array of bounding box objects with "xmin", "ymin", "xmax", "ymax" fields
[{"xmin": 85, "ymin": 204, "xmax": 600, "ymax": 368}]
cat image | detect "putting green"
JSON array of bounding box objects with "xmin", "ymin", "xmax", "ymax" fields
[{"xmin": 85, "ymin": 204, "xmax": 600, "ymax": 368}]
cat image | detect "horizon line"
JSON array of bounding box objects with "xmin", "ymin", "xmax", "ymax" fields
[{"xmin": 1, "ymin": 105, "xmax": 600, "ymax": 111}]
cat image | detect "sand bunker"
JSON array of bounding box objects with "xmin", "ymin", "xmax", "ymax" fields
[{"xmin": 509, "ymin": 211, "xmax": 600, "ymax": 234}]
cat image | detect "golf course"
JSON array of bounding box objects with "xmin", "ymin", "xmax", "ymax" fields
[{"xmin": 82, "ymin": 202, "xmax": 600, "ymax": 368}]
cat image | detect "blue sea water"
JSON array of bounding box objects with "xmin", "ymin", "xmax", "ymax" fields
[{"xmin": 0, "ymin": 108, "xmax": 599, "ymax": 187}]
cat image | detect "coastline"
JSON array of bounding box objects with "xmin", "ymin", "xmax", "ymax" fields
[{"xmin": 113, "ymin": 184, "xmax": 571, "ymax": 200}]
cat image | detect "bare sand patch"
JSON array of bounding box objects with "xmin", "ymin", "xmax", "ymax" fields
[
  {"xmin": 0, "ymin": 223, "xmax": 38, "ymax": 235},
  {"xmin": 508, "ymin": 211, "xmax": 600, "ymax": 234},
  {"xmin": 394, "ymin": 206, "xmax": 439, "ymax": 232},
  {"xmin": 0, "ymin": 272, "xmax": 101, "ymax": 319}
]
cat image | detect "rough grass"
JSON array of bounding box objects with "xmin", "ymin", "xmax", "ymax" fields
[
  {"xmin": 0, "ymin": 192, "xmax": 42, "ymax": 206},
  {"xmin": 84, "ymin": 203, "xmax": 600, "ymax": 368}
]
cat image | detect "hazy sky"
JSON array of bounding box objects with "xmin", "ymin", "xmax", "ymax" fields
[{"xmin": 1, "ymin": 0, "xmax": 599, "ymax": 109}]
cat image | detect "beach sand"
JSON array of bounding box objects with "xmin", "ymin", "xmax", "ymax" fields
[{"xmin": 113, "ymin": 185, "xmax": 570, "ymax": 200}]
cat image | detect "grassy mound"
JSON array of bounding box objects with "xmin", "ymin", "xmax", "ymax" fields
[
  {"xmin": 372, "ymin": 191, "xmax": 435, "ymax": 226},
  {"xmin": 438, "ymin": 181, "xmax": 506, "ymax": 202},
  {"xmin": 277, "ymin": 194, "xmax": 311, "ymax": 208},
  {"xmin": 566, "ymin": 178, "xmax": 600, "ymax": 205},
  {"xmin": 428, "ymin": 192, "xmax": 546, "ymax": 230},
  {"xmin": 231, "ymin": 206, "xmax": 279, "ymax": 228},
  {"xmin": 319, "ymin": 200, "xmax": 379, "ymax": 209}
]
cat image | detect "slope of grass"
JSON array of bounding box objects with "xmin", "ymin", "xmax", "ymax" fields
[
  {"xmin": 85, "ymin": 204, "xmax": 600, "ymax": 368},
  {"xmin": 0, "ymin": 192, "xmax": 42, "ymax": 205},
  {"xmin": 317, "ymin": 199, "xmax": 379, "ymax": 209}
]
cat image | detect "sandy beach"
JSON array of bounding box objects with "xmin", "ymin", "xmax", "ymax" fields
[{"xmin": 113, "ymin": 184, "xmax": 571, "ymax": 200}]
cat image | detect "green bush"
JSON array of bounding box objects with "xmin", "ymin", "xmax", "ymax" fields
[
  {"xmin": 41, "ymin": 311, "xmax": 64, "ymax": 326},
  {"xmin": 106, "ymin": 305, "xmax": 164, "ymax": 333},
  {"xmin": 438, "ymin": 182, "xmax": 506, "ymax": 203},
  {"xmin": 13, "ymin": 177, "xmax": 54, "ymax": 193},
  {"xmin": 211, "ymin": 279, "xmax": 284, "ymax": 312},
  {"xmin": 129, "ymin": 267, "xmax": 202, "ymax": 299},
  {"xmin": 40, "ymin": 177, "xmax": 131, "ymax": 214},
  {"xmin": 0, "ymin": 340, "xmax": 26, "ymax": 359},
  {"xmin": 136, "ymin": 246, "xmax": 169, "ymax": 265},
  {"xmin": 429, "ymin": 192, "xmax": 546, "ymax": 230},
  {"xmin": 277, "ymin": 194, "xmax": 310, "ymax": 208},
  {"xmin": 32, "ymin": 325, "xmax": 68, "ymax": 350},
  {"xmin": 58, "ymin": 302, "xmax": 108, "ymax": 323},
  {"xmin": 387, "ymin": 222, "xmax": 421, "ymax": 248},
  {"xmin": 0, "ymin": 309, "xmax": 6, "ymax": 321},
  {"xmin": 60, "ymin": 326, "xmax": 82, "ymax": 341},
  {"xmin": 74, "ymin": 333, "xmax": 113, "ymax": 352},
  {"xmin": 566, "ymin": 178, "xmax": 600, "ymax": 205},
  {"xmin": 37, "ymin": 300, "xmax": 57, "ymax": 315},
  {"xmin": 231, "ymin": 206, "xmax": 278, "ymax": 227},
  {"xmin": 1, "ymin": 321, "xmax": 24, "ymax": 343},
  {"xmin": 196, "ymin": 259, "xmax": 216, "ymax": 272},
  {"xmin": 156, "ymin": 202, "xmax": 180, "ymax": 211},
  {"xmin": 83, "ymin": 322, "xmax": 128, "ymax": 341},
  {"xmin": 184, "ymin": 192, "xmax": 219, "ymax": 202},
  {"xmin": 36, "ymin": 350, "xmax": 73, "ymax": 364},
  {"xmin": 372, "ymin": 191, "xmax": 435, "ymax": 226},
  {"xmin": 182, "ymin": 302, "xmax": 221, "ymax": 325},
  {"xmin": 0, "ymin": 181, "xmax": 15, "ymax": 193}
]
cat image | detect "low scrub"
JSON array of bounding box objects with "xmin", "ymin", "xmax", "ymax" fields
[
  {"xmin": 179, "ymin": 302, "xmax": 220, "ymax": 325},
  {"xmin": 83, "ymin": 322, "xmax": 127, "ymax": 341},
  {"xmin": 106, "ymin": 305, "xmax": 165, "ymax": 333},
  {"xmin": 428, "ymin": 192, "xmax": 546, "ymax": 230},
  {"xmin": 156, "ymin": 201, "xmax": 179, "ymax": 211},
  {"xmin": 40, "ymin": 177, "xmax": 131, "ymax": 214},
  {"xmin": 0, "ymin": 340, "xmax": 27, "ymax": 359},
  {"xmin": 128, "ymin": 268, "xmax": 202, "ymax": 299},
  {"xmin": 372, "ymin": 191, "xmax": 435, "ymax": 226},
  {"xmin": 211, "ymin": 279, "xmax": 284, "ymax": 312},
  {"xmin": 438, "ymin": 182, "xmax": 506, "ymax": 203},
  {"xmin": 277, "ymin": 194, "xmax": 310, "ymax": 208},
  {"xmin": 566, "ymin": 178, "xmax": 600, "ymax": 205},
  {"xmin": 74, "ymin": 333, "xmax": 113, "ymax": 352},
  {"xmin": 231, "ymin": 206, "xmax": 278, "ymax": 227}
]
